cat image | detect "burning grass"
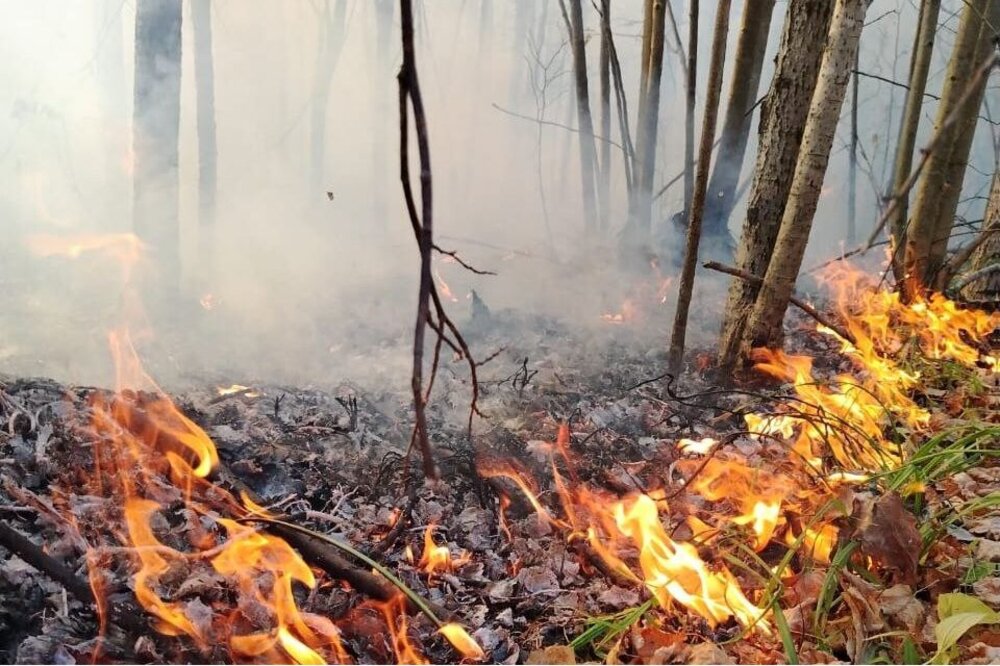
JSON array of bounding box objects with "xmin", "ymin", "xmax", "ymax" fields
[{"xmin": 0, "ymin": 243, "xmax": 998, "ymax": 664}]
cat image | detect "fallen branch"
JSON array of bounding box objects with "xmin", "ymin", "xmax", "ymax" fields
[
  {"xmin": 0, "ymin": 518, "xmax": 152, "ymax": 638},
  {"xmin": 703, "ymin": 261, "xmax": 857, "ymax": 345}
]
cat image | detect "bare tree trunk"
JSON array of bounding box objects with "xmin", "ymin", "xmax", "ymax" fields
[
  {"xmin": 192, "ymin": 0, "xmax": 217, "ymax": 289},
  {"xmin": 598, "ymin": 0, "xmax": 612, "ymax": 231},
  {"xmin": 309, "ymin": 0, "xmax": 347, "ymax": 201},
  {"xmin": 635, "ymin": 0, "xmax": 667, "ymax": 227},
  {"xmin": 743, "ymin": 0, "xmax": 870, "ymax": 350},
  {"xmin": 133, "ymin": 0, "xmax": 183, "ymax": 305},
  {"xmin": 903, "ymin": 0, "xmax": 999, "ymax": 299},
  {"xmin": 373, "ymin": 0, "xmax": 395, "ymax": 231},
  {"xmin": 559, "ymin": 0, "xmax": 600, "ymax": 232},
  {"xmin": 683, "ymin": 0, "xmax": 698, "ymax": 217},
  {"xmin": 701, "ymin": 0, "xmax": 776, "ymax": 261},
  {"xmin": 888, "ymin": 0, "xmax": 941, "ymax": 281},
  {"xmin": 668, "ymin": 0, "xmax": 733, "ymax": 372},
  {"xmin": 716, "ymin": 0, "xmax": 835, "ymax": 372},
  {"xmin": 620, "ymin": 0, "xmax": 666, "ymax": 258},
  {"xmin": 847, "ymin": 50, "xmax": 859, "ymax": 245},
  {"xmin": 961, "ymin": 169, "xmax": 1000, "ymax": 301}
]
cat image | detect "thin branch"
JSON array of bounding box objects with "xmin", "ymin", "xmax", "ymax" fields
[
  {"xmin": 432, "ymin": 244, "xmax": 496, "ymax": 275},
  {"xmin": 703, "ymin": 261, "xmax": 857, "ymax": 345},
  {"xmin": 491, "ymin": 102, "xmax": 625, "ymax": 152}
]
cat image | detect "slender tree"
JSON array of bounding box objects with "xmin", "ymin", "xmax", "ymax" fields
[
  {"xmin": 668, "ymin": 0, "xmax": 733, "ymax": 372},
  {"xmin": 961, "ymin": 169, "xmax": 1000, "ymax": 301},
  {"xmin": 191, "ymin": 0, "xmax": 217, "ymax": 287},
  {"xmin": 903, "ymin": 0, "xmax": 1000, "ymax": 299},
  {"xmin": 634, "ymin": 0, "xmax": 667, "ymax": 229},
  {"xmin": 620, "ymin": 0, "xmax": 667, "ymax": 258},
  {"xmin": 701, "ymin": 0, "xmax": 777, "ymax": 261},
  {"xmin": 742, "ymin": 0, "xmax": 870, "ymax": 350},
  {"xmin": 887, "ymin": 0, "xmax": 941, "ymax": 281},
  {"xmin": 598, "ymin": 0, "xmax": 612, "ymax": 231},
  {"xmin": 558, "ymin": 0, "xmax": 599, "ymax": 231},
  {"xmin": 132, "ymin": 0, "xmax": 183, "ymax": 304},
  {"xmin": 716, "ymin": 0, "xmax": 835, "ymax": 372},
  {"xmin": 683, "ymin": 0, "xmax": 699, "ymax": 217}
]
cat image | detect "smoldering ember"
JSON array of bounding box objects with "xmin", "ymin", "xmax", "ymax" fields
[{"xmin": 1, "ymin": 2, "xmax": 999, "ymax": 666}]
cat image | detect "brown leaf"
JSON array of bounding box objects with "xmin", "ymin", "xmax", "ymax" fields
[
  {"xmin": 525, "ymin": 645, "xmax": 575, "ymax": 664},
  {"xmin": 857, "ymin": 492, "xmax": 921, "ymax": 584}
]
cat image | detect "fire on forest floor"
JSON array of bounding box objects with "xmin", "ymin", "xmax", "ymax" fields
[{"xmin": 1, "ymin": 245, "xmax": 999, "ymax": 664}]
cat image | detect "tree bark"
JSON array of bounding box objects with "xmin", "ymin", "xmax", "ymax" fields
[
  {"xmin": 620, "ymin": 0, "xmax": 666, "ymax": 258},
  {"xmin": 598, "ymin": 0, "xmax": 612, "ymax": 231},
  {"xmin": 743, "ymin": 0, "xmax": 870, "ymax": 350},
  {"xmin": 683, "ymin": 0, "xmax": 699, "ymax": 218},
  {"xmin": 635, "ymin": 0, "xmax": 668, "ymax": 228},
  {"xmin": 701, "ymin": 0, "xmax": 776, "ymax": 262},
  {"xmin": 668, "ymin": 0, "xmax": 733, "ymax": 372},
  {"xmin": 562, "ymin": 0, "xmax": 600, "ymax": 232},
  {"xmin": 716, "ymin": 0, "xmax": 835, "ymax": 372},
  {"xmin": 308, "ymin": 0, "xmax": 347, "ymax": 201},
  {"xmin": 887, "ymin": 0, "xmax": 940, "ymax": 281},
  {"xmin": 132, "ymin": 0, "xmax": 183, "ymax": 305},
  {"xmin": 960, "ymin": 169, "xmax": 1000, "ymax": 302},
  {"xmin": 903, "ymin": 0, "xmax": 999, "ymax": 299},
  {"xmin": 191, "ymin": 0, "xmax": 217, "ymax": 289}
]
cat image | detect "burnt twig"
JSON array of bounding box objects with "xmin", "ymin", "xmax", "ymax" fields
[
  {"xmin": 399, "ymin": 0, "xmax": 482, "ymax": 479},
  {"xmin": 0, "ymin": 518, "xmax": 152, "ymax": 638}
]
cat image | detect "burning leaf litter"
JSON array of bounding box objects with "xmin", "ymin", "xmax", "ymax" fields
[{"xmin": 1, "ymin": 238, "xmax": 999, "ymax": 664}]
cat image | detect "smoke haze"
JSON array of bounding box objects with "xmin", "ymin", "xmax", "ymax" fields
[{"xmin": 0, "ymin": 0, "xmax": 996, "ymax": 389}]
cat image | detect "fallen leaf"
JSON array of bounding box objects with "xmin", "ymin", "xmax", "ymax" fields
[
  {"xmin": 973, "ymin": 577, "xmax": 1000, "ymax": 610},
  {"xmin": 857, "ymin": 492, "xmax": 921, "ymax": 583},
  {"xmin": 688, "ymin": 641, "xmax": 733, "ymax": 664},
  {"xmin": 526, "ymin": 645, "xmax": 575, "ymax": 664}
]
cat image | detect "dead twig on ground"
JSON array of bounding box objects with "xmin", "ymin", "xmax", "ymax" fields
[{"xmin": 0, "ymin": 518, "xmax": 152, "ymax": 638}]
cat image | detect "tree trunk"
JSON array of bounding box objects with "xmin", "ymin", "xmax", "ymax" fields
[
  {"xmin": 701, "ymin": 0, "xmax": 776, "ymax": 262},
  {"xmin": 635, "ymin": 0, "xmax": 668, "ymax": 228},
  {"xmin": 887, "ymin": 0, "xmax": 940, "ymax": 282},
  {"xmin": 668, "ymin": 0, "xmax": 733, "ymax": 372},
  {"xmin": 716, "ymin": 0, "xmax": 835, "ymax": 372},
  {"xmin": 562, "ymin": 0, "xmax": 599, "ymax": 232},
  {"xmin": 847, "ymin": 50, "xmax": 858, "ymax": 245},
  {"xmin": 598, "ymin": 0, "xmax": 612, "ymax": 231},
  {"xmin": 132, "ymin": 0, "xmax": 183, "ymax": 304},
  {"xmin": 191, "ymin": 0, "xmax": 217, "ymax": 289},
  {"xmin": 682, "ymin": 0, "xmax": 699, "ymax": 217},
  {"xmin": 743, "ymin": 0, "xmax": 870, "ymax": 350},
  {"xmin": 961, "ymin": 169, "xmax": 1000, "ymax": 302},
  {"xmin": 620, "ymin": 0, "xmax": 666, "ymax": 258},
  {"xmin": 903, "ymin": 0, "xmax": 999, "ymax": 299},
  {"xmin": 308, "ymin": 0, "xmax": 347, "ymax": 201}
]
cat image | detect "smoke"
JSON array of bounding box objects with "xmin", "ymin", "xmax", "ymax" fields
[{"xmin": 0, "ymin": 0, "xmax": 995, "ymax": 389}]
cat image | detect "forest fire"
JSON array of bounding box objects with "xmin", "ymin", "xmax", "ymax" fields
[{"xmin": 4, "ymin": 0, "xmax": 1000, "ymax": 663}]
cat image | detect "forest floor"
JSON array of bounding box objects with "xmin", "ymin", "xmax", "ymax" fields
[{"xmin": 0, "ymin": 299, "xmax": 998, "ymax": 665}]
